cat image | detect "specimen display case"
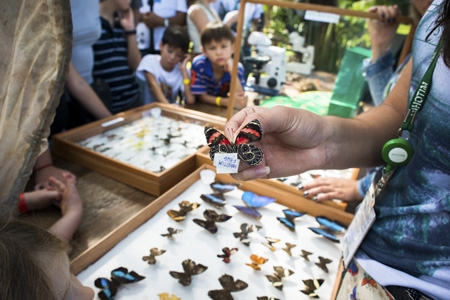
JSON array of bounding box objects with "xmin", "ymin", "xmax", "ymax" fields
[
  {"xmin": 73, "ymin": 164, "xmax": 353, "ymax": 299},
  {"xmin": 52, "ymin": 103, "xmax": 226, "ymax": 196}
]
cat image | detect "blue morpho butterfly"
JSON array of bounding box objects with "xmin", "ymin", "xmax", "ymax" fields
[
  {"xmin": 233, "ymin": 191, "xmax": 275, "ymax": 219},
  {"xmin": 210, "ymin": 181, "xmax": 241, "ymax": 193},
  {"xmin": 315, "ymin": 216, "xmax": 347, "ymax": 233},
  {"xmin": 308, "ymin": 227, "xmax": 340, "ymax": 243},
  {"xmin": 94, "ymin": 267, "xmax": 145, "ymax": 300},
  {"xmin": 276, "ymin": 209, "xmax": 304, "ymax": 231},
  {"xmin": 201, "ymin": 193, "xmax": 227, "ymax": 208}
]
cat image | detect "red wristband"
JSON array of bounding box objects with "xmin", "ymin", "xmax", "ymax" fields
[
  {"xmin": 34, "ymin": 163, "xmax": 53, "ymax": 173},
  {"xmin": 18, "ymin": 193, "xmax": 29, "ymax": 214}
]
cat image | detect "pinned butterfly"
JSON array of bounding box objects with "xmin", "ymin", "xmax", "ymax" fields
[
  {"xmin": 208, "ymin": 274, "xmax": 248, "ymax": 300},
  {"xmin": 205, "ymin": 119, "xmax": 264, "ymax": 166},
  {"xmin": 94, "ymin": 267, "xmax": 145, "ymax": 300}
]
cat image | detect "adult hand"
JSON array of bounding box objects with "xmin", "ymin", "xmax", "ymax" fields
[
  {"xmin": 233, "ymin": 91, "xmax": 248, "ymax": 109},
  {"xmin": 367, "ymin": 5, "xmax": 401, "ymax": 61},
  {"xmin": 142, "ymin": 11, "xmax": 162, "ymax": 29},
  {"xmin": 119, "ymin": 7, "xmax": 135, "ymax": 31},
  {"xmin": 301, "ymin": 177, "xmax": 363, "ymax": 202},
  {"xmin": 224, "ymin": 106, "xmax": 329, "ymax": 181}
]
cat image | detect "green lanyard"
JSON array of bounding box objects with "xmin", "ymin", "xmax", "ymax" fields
[
  {"xmin": 381, "ymin": 38, "xmax": 444, "ymax": 174},
  {"xmin": 374, "ymin": 38, "xmax": 444, "ymax": 196}
]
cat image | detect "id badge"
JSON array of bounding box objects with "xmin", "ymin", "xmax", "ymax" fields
[{"xmin": 342, "ymin": 182, "xmax": 376, "ymax": 268}]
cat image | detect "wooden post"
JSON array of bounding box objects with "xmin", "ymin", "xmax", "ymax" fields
[{"xmin": 227, "ymin": 0, "xmax": 414, "ymax": 120}]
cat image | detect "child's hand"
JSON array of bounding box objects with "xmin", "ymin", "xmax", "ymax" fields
[
  {"xmin": 224, "ymin": 58, "xmax": 234, "ymax": 73},
  {"xmin": 23, "ymin": 189, "xmax": 62, "ymax": 211},
  {"xmin": 34, "ymin": 165, "xmax": 76, "ymax": 191},
  {"xmin": 233, "ymin": 91, "xmax": 248, "ymax": 109},
  {"xmin": 179, "ymin": 54, "xmax": 190, "ymax": 71},
  {"xmin": 48, "ymin": 172, "xmax": 83, "ymax": 217},
  {"xmin": 119, "ymin": 7, "xmax": 135, "ymax": 31}
]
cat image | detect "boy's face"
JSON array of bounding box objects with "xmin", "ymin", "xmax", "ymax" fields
[
  {"xmin": 159, "ymin": 44, "xmax": 185, "ymax": 71},
  {"xmin": 202, "ymin": 39, "xmax": 233, "ymax": 68}
]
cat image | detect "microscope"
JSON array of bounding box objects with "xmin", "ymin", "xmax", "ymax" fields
[
  {"xmin": 245, "ymin": 31, "xmax": 286, "ymax": 96},
  {"xmin": 285, "ymin": 30, "xmax": 315, "ymax": 75}
]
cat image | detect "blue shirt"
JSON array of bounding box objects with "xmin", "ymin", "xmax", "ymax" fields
[{"xmin": 190, "ymin": 55, "xmax": 245, "ymax": 98}]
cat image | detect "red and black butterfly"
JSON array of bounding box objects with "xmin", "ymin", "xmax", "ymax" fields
[
  {"xmin": 217, "ymin": 247, "xmax": 238, "ymax": 263},
  {"xmin": 204, "ymin": 119, "xmax": 264, "ymax": 166}
]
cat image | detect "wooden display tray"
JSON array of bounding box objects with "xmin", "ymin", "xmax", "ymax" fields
[
  {"xmin": 71, "ymin": 164, "xmax": 353, "ymax": 298},
  {"xmin": 52, "ymin": 103, "xmax": 226, "ymax": 196},
  {"xmin": 195, "ymin": 151, "xmax": 355, "ymax": 211}
]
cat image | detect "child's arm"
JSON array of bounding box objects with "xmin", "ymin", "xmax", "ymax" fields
[
  {"xmin": 181, "ymin": 54, "xmax": 195, "ymax": 105},
  {"xmin": 144, "ymin": 71, "xmax": 171, "ymax": 104},
  {"xmin": 119, "ymin": 7, "xmax": 141, "ymax": 71},
  {"xmin": 47, "ymin": 172, "xmax": 83, "ymax": 242},
  {"xmin": 197, "ymin": 92, "xmax": 247, "ymax": 109},
  {"xmin": 33, "ymin": 148, "xmax": 76, "ymax": 190}
]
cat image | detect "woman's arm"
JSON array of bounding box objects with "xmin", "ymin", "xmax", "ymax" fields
[
  {"xmin": 65, "ymin": 62, "xmax": 112, "ymax": 119},
  {"xmin": 224, "ymin": 59, "xmax": 412, "ymax": 180}
]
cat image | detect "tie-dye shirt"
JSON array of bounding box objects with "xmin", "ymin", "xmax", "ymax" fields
[{"xmin": 359, "ymin": 0, "xmax": 450, "ymax": 293}]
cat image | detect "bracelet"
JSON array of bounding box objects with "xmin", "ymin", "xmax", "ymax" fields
[
  {"xmin": 124, "ymin": 29, "xmax": 136, "ymax": 36},
  {"xmin": 33, "ymin": 163, "xmax": 53, "ymax": 173},
  {"xmin": 183, "ymin": 78, "xmax": 191, "ymax": 85},
  {"xmin": 215, "ymin": 96, "xmax": 222, "ymax": 107},
  {"xmin": 18, "ymin": 193, "xmax": 29, "ymax": 214}
]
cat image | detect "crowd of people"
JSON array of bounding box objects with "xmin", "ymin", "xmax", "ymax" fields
[{"xmin": 1, "ymin": 0, "xmax": 449, "ymax": 298}]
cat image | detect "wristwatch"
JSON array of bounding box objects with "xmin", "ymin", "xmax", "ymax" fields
[{"xmin": 164, "ymin": 18, "xmax": 169, "ymax": 27}]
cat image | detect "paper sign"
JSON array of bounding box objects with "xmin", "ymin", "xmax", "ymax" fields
[
  {"xmin": 214, "ymin": 153, "xmax": 240, "ymax": 174},
  {"xmin": 305, "ymin": 10, "xmax": 340, "ymax": 24}
]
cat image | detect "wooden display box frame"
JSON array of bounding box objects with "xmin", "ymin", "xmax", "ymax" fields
[
  {"xmin": 195, "ymin": 151, "xmax": 354, "ymax": 211},
  {"xmin": 52, "ymin": 103, "xmax": 226, "ymax": 196},
  {"xmin": 71, "ymin": 164, "xmax": 353, "ymax": 298}
]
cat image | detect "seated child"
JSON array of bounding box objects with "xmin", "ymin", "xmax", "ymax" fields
[
  {"xmin": 1, "ymin": 173, "xmax": 93, "ymax": 299},
  {"xmin": 189, "ymin": 22, "xmax": 248, "ymax": 109},
  {"xmin": 93, "ymin": 0, "xmax": 142, "ymax": 114},
  {"xmin": 136, "ymin": 25, "xmax": 193, "ymax": 105}
]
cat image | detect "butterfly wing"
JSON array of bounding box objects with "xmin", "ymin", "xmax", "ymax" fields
[
  {"xmin": 94, "ymin": 278, "xmax": 118, "ymax": 300},
  {"xmin": 283, "ymin": 209, "xmax": 305, "ymax": 220},
  {"xmin": 210, "ymin": 181, "xmax": 241, "ymax": 193},
  {"xmin": 300, "ymin": 279, "xmax": 324, "ymax": 298},
  {"xmin": 315, "ymin": 216, "xmax": 347, "ymax": 232},
  {"xmin": 201, "ymin": 193, "xmax": 227, "ymax": 208},
  {"xmin": 308, "ymin": 227, "xmax": 340, "ymax": 243},
  {"xmin": 167, "ymin": 209, "xmax": 187, "ymax": 222},
  {"xmin": 110, "ymin": 267, "xmax": 145, "ymax": 284},
  {"xmin": 235, "ymin": 119, "xmax": 263, "ymax": 144},
  {"xmin": 241, "ymin": 191, "xmax": 275, "ymax": 208},
  {"xmin": 273, "ymin": 266, "xmax": 294, "ymax": 278},
  {"xmin": 265, "ymin": 274, "xmax": 283, "ymax": 290},
  {"xmin": 315, "ymin": 256, "xmax": 333, "ymax": 273},
  {"xmin": 207, "ymin": 289, "xmax": 233, "ymax": 300},
  {"xmin": 218, "ymin": 274, "xmax": 248, "ymax": 292},
  {"xmin": 204, "ymin": 126, "xmax": 234, "ymax": 162},
  {"xmin": 204, "ymin": 209, "xmax": 232, "ymax": 223},
  {"xmin": 300, "ymin": 249, "xmax": 313, "ymax": 261},
  {"xmin": 142, "ymin": 254, "xmax": 156, "ymax": 265},
  {"xmin": 237, "ymin": 143, "xmax": 264, "ymax": 166},
  {"xmin": 193, "ymin": 218, "xmax": 218, "ymax": 234},
  {"xmin": 234, "ymin": 205, "xmax": 262, "ymax": 219},
  {"xmin": 277, "ymin": 217, "xmax": 296, "ymax": 231},
  {"xmin": 169, "ymin": 271, "xmax": 192, "ymax": 286}
]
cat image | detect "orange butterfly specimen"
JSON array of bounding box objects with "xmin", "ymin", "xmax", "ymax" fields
[
  {"xmin": 158, "ymin": 293, "xmax": 181, "ymax": 300},
  {"xmin": 167, "ymin": 201, "xmax": 200, "ymax": 222},
  {"xmin": 246, "ymin": 254, "xmax": 269, "ymax": 270},
  {"xmin": 361, "ymin": 272, "xmax": 377, "ymax": 288}
]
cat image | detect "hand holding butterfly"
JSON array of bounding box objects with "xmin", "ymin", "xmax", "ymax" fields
[
  {"xmin": 224, "ymin": 105, "xmax": 330, "ymax": 180},
  {"xmin": 225, "ymin": 76, "xmax": 409, "ymax": 181}
]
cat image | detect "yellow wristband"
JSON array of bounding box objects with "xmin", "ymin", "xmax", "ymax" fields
[
  {"xmin": 215, "ymin": 96, "xmax": 222, "ymax": 107},
  {"xmin": 183, "ymin": 78, "xmax": 191, "ymax": 85}
]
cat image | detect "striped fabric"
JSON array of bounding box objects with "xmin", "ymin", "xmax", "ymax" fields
[{"xmin": 93, "ymin": 17, "xmax": 139, "ymax": 113}]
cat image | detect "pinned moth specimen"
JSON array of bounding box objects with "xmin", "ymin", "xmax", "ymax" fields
[{"xmin": 142, "ymin": 248, "xmax": 166, "ymax": 265}]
